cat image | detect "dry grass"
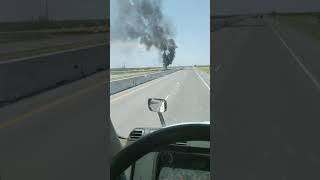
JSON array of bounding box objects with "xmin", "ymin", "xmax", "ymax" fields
[
  {"xmin": 197, "ymin": 65, "xmax": 210, "ymax": 74},
  {"xmin": 0, "ymin": 38, "xmax": 107, "ymax": 62}
]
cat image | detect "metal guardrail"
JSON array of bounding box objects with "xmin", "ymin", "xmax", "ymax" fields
[{"xmin": 110, "ymin": 69, "xmax": 179, "ymax": 95}]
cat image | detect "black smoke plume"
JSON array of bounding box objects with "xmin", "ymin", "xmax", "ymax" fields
[{"xmin": 112, "ymin": 0, "xmax": 177, "ymax": 69}]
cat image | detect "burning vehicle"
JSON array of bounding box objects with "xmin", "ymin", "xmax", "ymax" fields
[
  {"xmin": 161, "ymin": 39, "xmax": 177, "ymax": 70},
  {"xmin": 112, "ymin": 0, "xmax": 178, "ymax": 70}
]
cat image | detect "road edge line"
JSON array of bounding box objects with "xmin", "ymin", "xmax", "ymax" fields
[
  {"xmin": 269, "ymin": 21, "xmax": 320, "ymax": 92},
  {"xmin": 194, "ymin": 69, "xmax": 210, "ymax": 90}
]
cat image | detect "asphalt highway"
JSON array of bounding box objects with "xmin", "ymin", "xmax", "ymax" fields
[
  {"xmin": 0, "ymin": 67, "xmax": 210, "ymax": 180},
  {"xmin": 213, "ymin": 17, "xmax": 320, "ymax": 179},
  {"xmin": 0, "ymin": 71, "xmax": 108, "ymax": 180},
  {"xmin": 110, "ymin": 68, "xmax": 210, "ymax": 138}
]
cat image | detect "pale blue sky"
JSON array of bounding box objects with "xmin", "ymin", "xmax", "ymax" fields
[{"xmin": 110, "ymin": 0, "xmax": 210, "ymax": 68}]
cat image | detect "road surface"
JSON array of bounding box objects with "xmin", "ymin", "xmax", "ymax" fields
[
  {"xmin": 0, "ymin": 71, "xmax": 107, "ymax": 180},
  {"xmin": 213, "ymin": 17, "xmax": 320, "ymax": 179},
  {"xmin": 111, "ymin": 68, "xmax": 210, "ymax": 138},
  {"xmin": 0, "ymin": 33, "xmax": 107, "ymax": 61}
]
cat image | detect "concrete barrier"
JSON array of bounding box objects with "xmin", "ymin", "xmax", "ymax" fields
[
  {"xmin": 110, "ymin": 69, "xmax": 178, "ymax": 95},
  {"xmin": 0, "ymin": 44, "xmax": 107, "ymax": 102},
  {"xmin": 79, "ymin": 45, "xmax": 108, "ymax": 75}
]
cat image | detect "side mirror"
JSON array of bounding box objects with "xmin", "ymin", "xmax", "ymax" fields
[{"xmin": 148, "ymin": 98, "xmax": 167, "ymax": 113}]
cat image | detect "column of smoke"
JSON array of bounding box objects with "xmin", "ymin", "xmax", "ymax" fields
[{"xmin": 111, "ymin": 0, "xmax": 177, "ymax": 70}]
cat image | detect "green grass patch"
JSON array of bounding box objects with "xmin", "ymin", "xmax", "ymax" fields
[
  {"xmin": 110, "ymin": 67, "xmax": 162, "ymax": 75},
  {"xmin": 196, "ymin": 65, "xmax": 210, "ymax": 74},
  {"xmin": 110, "ymin": 67, "xmax": 165, "ymax": 80},
  {"xmin": 110, "ymin": 71, "xmax": 159, "ymax": 80}
]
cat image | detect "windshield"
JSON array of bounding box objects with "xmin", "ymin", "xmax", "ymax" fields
[{"xmin": 110, "ymin": 0, "xmax": 210, "ymax": 138}]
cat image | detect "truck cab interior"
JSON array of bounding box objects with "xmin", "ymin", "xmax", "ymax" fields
[{"xmin": 110, "ymin": 98, "xmax": 210, "ymax": 180}]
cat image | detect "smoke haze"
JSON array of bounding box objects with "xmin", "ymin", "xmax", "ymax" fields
[{"xmin": 111, "ymin": 0, "xmax": 177, "ymax": 68}]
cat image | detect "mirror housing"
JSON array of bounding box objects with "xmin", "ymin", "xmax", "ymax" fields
[{"xmin": 148, "ymin": 98, "xmax": 167, "ymax": 112}]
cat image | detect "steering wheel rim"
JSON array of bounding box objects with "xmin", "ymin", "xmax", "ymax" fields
[{"xmin": 110, "ymin": 123, "xmax": 210, "ymax": 179}]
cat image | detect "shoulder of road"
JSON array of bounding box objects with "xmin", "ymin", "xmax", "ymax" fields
[{"xmin": 0, "ymin": 26, "xmax": 108, "ymax": 62}]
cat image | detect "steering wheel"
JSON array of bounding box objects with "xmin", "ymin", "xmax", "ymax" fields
[{"xmin": 110, "ymin": 123, "xmax": 210, "ymax": 179}]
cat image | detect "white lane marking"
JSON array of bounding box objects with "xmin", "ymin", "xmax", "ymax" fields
[
  {"xmin": 0, "ymin": 43, "xmax": 107, "ymax": 65},
  {"xmin": 269, "ymin": 23, "xmax": 320, "ymax": 91},
  {"xmin": 194, "ymin": 69, "xmax": 210, "ymax": 90},
  {"xmin": 110, "ymin": 71, "xmax": 178, "ymax": 103}
]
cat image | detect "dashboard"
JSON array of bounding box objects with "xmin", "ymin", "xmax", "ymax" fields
[
  {"xmin": 158, "ymin": 167, "xmax": 210, "ymax": 180},
  {"xmin": 126, "ymin": 127, "xmax": 210, "ymax": 180},
  {"xmin": 156, "ymin": 150, "xmax": 210, "ymax": 180}
]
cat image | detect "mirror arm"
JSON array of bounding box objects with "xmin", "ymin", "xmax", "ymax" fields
[{"xmin": 157, "ymin": 112, "xmax": 166, "ymax": 127}]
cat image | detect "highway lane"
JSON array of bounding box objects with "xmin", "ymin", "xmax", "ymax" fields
[
  {"xmin": 110, "ymin": 68, "xmax": 210, "ymax": 138},
  {"xmin": 213, "ymin": 17, "xmax": 320, "ymax": 179},
  {"xmin": 0, "ymin": 71, "xmax": 107, "ymax": 180},
  {"xmin": 0, "ymin": 33, "xmax": 107, "ymax": 61},
  {"xmin": 270, "ymin": 17, "xmax": 320, "ymax": 84}
]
